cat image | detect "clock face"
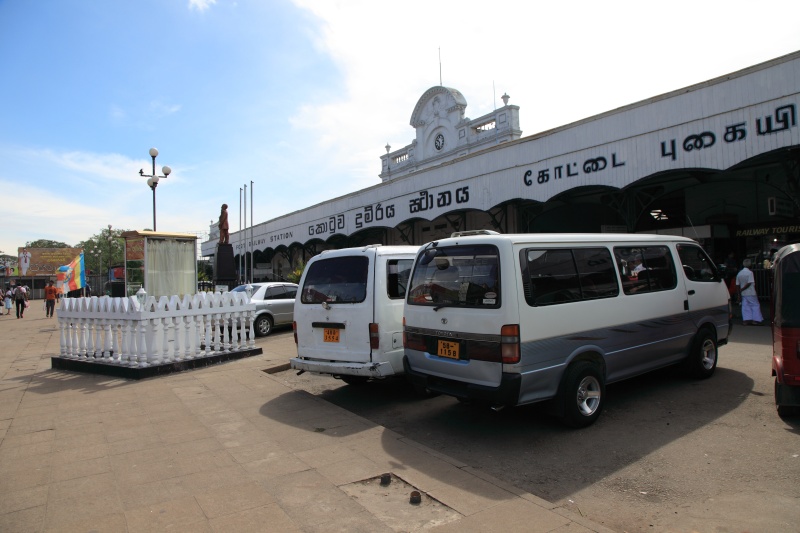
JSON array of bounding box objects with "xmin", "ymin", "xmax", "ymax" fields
[{"xmin": 435, "ymin": 133, "xmax": 445, "ymax": 151}]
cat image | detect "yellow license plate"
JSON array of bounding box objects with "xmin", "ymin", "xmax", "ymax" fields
[
  {"xmin": 323, "ymin": 328, "xmax": 340, "ymax": 343},
  {"xmin": 437, "ymin": 340, "xmax": 460, "ymax": 359}
]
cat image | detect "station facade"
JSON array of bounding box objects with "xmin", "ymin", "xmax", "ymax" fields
[{"xmin": 202, "ymin": 51, "xmax": 800, "ymax": 283}]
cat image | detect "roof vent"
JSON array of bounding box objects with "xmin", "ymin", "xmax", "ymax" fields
[{"xmin": 449, "ymin": 230, "xmax": 500, "ymax": 238}]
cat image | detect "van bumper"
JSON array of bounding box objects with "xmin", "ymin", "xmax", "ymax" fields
[
  {"xmin": 290, "ymin": 357, "xmax": 398, "ymax": 378},
  {"xmin": 403, "ymin": 356, "xmax": 521, "ymax": 406}
]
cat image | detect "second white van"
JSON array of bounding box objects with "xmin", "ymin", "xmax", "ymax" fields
[
  {"xmin": 403, "ymin": 231, "xmax": 732, "ymax": 427},
  {"xmin": 291, "ymin": 245, "xmax": 419, "ymax": 384}
]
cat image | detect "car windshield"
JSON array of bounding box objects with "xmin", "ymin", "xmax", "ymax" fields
[
  {"xmin": 407, "ymin": 244, "xmax": 500, "ymax": 308},
  {"xmin": 300, "ymin": 256, "xmax": 369, "ymax": 304}
]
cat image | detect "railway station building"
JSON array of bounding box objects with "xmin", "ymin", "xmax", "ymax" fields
[{"xmin": 201, "ymin": 51, "xmax": 800, "ymax": 286}]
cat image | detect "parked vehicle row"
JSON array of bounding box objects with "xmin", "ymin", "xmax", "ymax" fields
[{"xmin": 285, "ymin": 232, "xmax": 738, "ymax": 427}]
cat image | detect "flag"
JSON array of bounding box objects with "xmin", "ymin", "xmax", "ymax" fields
[{"xmin": 58, "ymin": 253, "xmax": 86, "ymax": 292}]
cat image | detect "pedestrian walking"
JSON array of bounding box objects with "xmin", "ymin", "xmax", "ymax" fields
[
  {"xmin": 736, "ymin": 259, "xmax": 764, "ymax": 325},
  {"xmin": 44, "ymin": 280, "xmax": 59, "ymax": 318},
  {"xmin": 3, "ymin": 285, "xmax": 12, "ymax": 315},
  {"xmin": 13, "ymin": 284, "xmax": 28, "ymax": 319}
]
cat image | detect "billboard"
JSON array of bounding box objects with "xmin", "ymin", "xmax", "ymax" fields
[{"xmin": 15, "ymin": 247, "xmax": 83, "ymax": 277}]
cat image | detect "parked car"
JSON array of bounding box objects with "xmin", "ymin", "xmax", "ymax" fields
[{"xmin": 231, "ymin": 282, "xmax": 298, "ymax": 336}]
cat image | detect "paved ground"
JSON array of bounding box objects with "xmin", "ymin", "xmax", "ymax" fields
[{"xmin": 0, "ymin": 302, "xmax": 611, "ymax": 532}]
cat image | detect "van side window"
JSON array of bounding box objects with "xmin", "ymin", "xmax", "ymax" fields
[
  {"xmin": 520, "ymin": 247, "xmax": 618, "ymax": 306},
  {"xmin": 614, "ymin": 246, "xmax": 677, "ymax": 295},
  {"xmin": 387, "ymin": 259, "xmax": 413, "ymax": 299},
  {"xmin": 676, "ymin": 244, "xmax": 719, "ymax": 282}
]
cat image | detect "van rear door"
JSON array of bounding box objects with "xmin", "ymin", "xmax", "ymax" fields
[
  {"xmin": 404, "ymin": 243, "xmax": 508, "ymax": 389},
  {"xmin": 296, "ymin": 252, "xmax": 374, "ymax": 364}
]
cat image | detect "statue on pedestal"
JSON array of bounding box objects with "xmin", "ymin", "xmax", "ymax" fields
[{"xmin": 218, "ymin": 204, "xmax": 229, "ymax": 244}]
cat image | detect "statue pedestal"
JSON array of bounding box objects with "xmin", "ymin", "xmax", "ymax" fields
[{"xmin": 213, "ymin": 243, "xmax": 237, "ymax": 290}]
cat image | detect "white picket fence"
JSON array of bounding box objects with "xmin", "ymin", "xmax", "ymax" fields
[{"xmin": 56, "ymin": 292, "xmax": 257, "ymax": 367}]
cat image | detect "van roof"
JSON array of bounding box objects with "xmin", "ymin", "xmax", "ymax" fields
[
  {"xmin": 315, "ymin": 245, "xmax": 420, "ymax": 257},
  {"xmin": 426, "ymin": 233, "xmax": 698, "ymax": 245}
]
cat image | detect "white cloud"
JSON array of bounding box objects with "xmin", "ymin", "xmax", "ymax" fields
[
  {"xmin": 149, "ymin": 101, "xmax": 182, "ymax": 118},
  {"xmin": 288, "ymin": 0, "xmax": 800, "ymax": 197},
  {"xmin": 188, "ymin": 0, "xmax": 216, "ymax": 12}
]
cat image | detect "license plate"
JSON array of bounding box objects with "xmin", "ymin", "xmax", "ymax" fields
[
  {"xmin": 323, "ymin": 328, "xmax": 340, "ymax": 343},
  {"xmin": 437, "ymin": 340, "xmax": 460, "ymax": 359}
]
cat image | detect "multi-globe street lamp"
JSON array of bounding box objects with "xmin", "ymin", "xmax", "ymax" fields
[{"xmin": 139, "ymin": 148, "xmax": 171, "ymax": 231}]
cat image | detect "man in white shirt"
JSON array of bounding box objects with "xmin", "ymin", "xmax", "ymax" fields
[
  {"xmin": 736, "ymin": 259, "xmax": 764, "ymax": 325},
  {"xmin": 19, "ymin": 248, "xmax": 31, "ymax": 276}
]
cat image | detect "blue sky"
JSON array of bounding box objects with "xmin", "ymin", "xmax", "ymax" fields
[{"xmin": 1, "ymin": 0, "xmax": 798, "ymax": 257}]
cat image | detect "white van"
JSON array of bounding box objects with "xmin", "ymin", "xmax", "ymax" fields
[
  {"xmin": 403, "ymin": 231, "xmax": 732, "ymax": 427},
  {"xmin": 291, "ymin": 245, "xmax": 419, "ymax": 384}
]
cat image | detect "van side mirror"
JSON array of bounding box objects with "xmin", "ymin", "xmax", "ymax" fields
[{"xmin": 420, "ymin": 249, "xmax": 439, "ymax": 266}]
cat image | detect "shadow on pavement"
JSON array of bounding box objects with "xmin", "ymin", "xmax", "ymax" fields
[{"xmin": 260, "ymin": 363, "xmax": 753, "ymax": 502}]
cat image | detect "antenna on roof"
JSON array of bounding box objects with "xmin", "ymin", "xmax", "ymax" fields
[{"xmin": 439, "ymin": 47, "xmax": 442, "ymax": 86}]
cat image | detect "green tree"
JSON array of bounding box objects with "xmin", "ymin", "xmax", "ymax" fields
[
  {"xmin": 286, "ymin": 259, "xmax": 306, "ymax": 283},
  {"xmin": 77, "ymin": 226, "xmax": 128, "ymax": 276},
  {"xmin": 197, "ymin": 259, "xmax": 213, "ymax": 281},
  {"xmin": 25, "ymin": 239, "xmax": 70, "ymax": 248}
]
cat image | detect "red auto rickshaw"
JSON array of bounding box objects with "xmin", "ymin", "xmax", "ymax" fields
[{"xmin": 771, "ymin": 243, "xmax": 800, "ymax": 417}]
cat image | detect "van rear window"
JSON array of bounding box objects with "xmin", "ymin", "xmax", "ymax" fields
[
  {"xmin": 520, "ymin": 247, "xmax": 619, "ymax": 306},
  {"xmin": 407, "ymin": 245, "xmax": 500, "ymax": 308},
  {"xmin": 300, "ymin": 256, "xmax": 369, "ymax": 304}
]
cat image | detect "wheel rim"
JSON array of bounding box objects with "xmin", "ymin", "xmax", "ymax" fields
[
  {"xmin": 700, "ymin": 338, "xmax": 717, "ymax": 370},
  {"xmin": 576, "ymin": 375, "xmax": 601, "ymax": 416},
  {"xmin": 257, "ymin": 318, "xmax": 270, "ymax": 335}
]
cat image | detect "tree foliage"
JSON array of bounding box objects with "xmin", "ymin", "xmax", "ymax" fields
[
  {"xmin": 25, "ymin": 239, "xmax": 70, "ymax": 248},
  {"xmin": 286, "ymin": 259, "xmax": 306, "ymax": 283},
  {"xmin": 76, "ymin": 226, "xmax": 129, "ymax": 275}
]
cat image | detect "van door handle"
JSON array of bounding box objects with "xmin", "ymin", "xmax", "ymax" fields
[{"xmin": 687, "ymin": 290, "xmax": 695, "ymax": 295}]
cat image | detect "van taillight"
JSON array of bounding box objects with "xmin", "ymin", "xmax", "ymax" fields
[
  {"xmin": 501, "ymin": 324, "xmax": 520, "ymax": 364},
  {"xmin": 404, "ymin": 319, "xmax": 427, "ymax": 352},
  {"xmin": 293, "ymin": 321, "xmax": 298, "ymax": 344},
  {"xmin": 369, "ymin": 323, "xmax": 379, "ymax": 350}
]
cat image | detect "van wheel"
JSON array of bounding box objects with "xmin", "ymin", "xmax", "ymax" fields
[
  {"xmin": 683, "ymin": 329, "xmax": 717, "ymax": 379},
  {"xmin": 255, "ymin": 315, "xmax": 273, "ymax": 337},
  {"xmin": 341, "ymin": 376, "xmax": 369, "ymax": 386},
  {"xmin": 560, "ymin": 362, "xmax": 604, "ymax": 428}
]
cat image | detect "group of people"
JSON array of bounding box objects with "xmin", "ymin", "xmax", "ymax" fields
[
  {"xmin": 3, "ymin": 284, "xmax": 28, "ymax": 319},
  {"xmin": 3, "ymin": 280, "xmax": 61, "ymax": 319}
]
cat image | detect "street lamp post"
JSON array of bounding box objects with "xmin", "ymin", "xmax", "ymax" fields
[{"xmin": 139, "ymin": 148, "xmax": 171, "ymax": 231}]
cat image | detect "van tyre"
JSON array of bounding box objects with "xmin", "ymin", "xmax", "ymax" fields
[
  {"xmin": 560, "ymin": 362, "xmax": 604, "ymax": 428},
  {"xmin": 255, "ymin": 315, "xmax": 273, "ymax": 337},
  {"xmin": 683, "ymin": 328, "xmax": 717, "ymax": 379}
]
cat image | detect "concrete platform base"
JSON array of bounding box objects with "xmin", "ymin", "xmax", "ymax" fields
[{"xmin": 50, "ymin": 346, "xmax": 263, "ymax": 380}]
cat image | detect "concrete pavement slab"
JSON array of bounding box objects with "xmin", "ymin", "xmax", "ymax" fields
[{"xmin": 0, "ymin": 301, "xmax": 613, "ymax": 532}]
